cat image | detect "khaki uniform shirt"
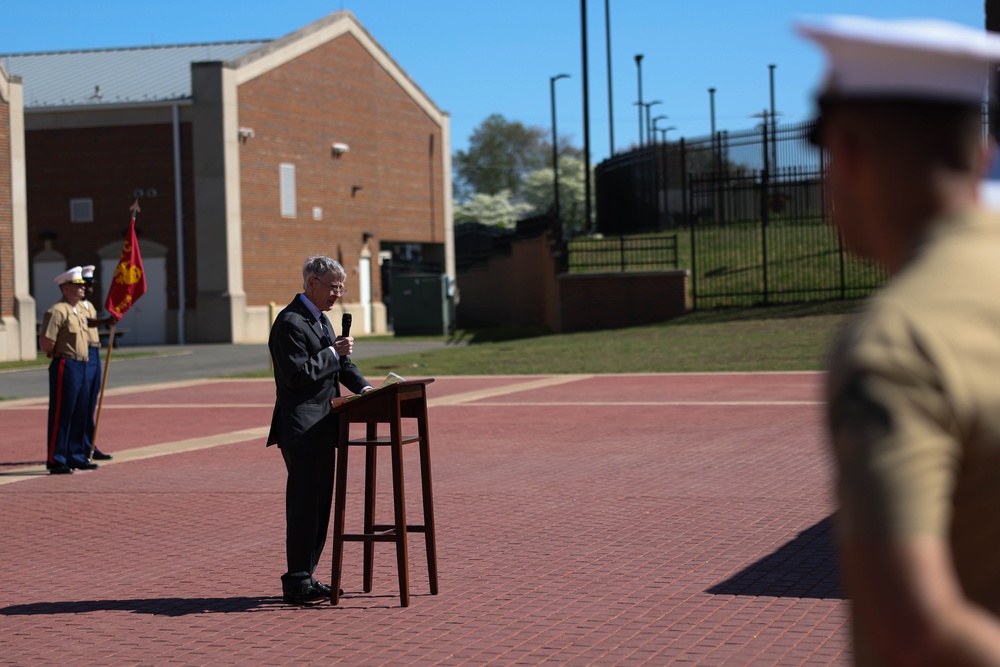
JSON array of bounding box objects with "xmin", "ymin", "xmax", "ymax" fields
[
  {"xmin": 40, "ymin": 300, "xmax": 90, "ymax": 362},
  {"xmin": 826, "ymin": 207, "xmax": 1000, "ymax": 665}
]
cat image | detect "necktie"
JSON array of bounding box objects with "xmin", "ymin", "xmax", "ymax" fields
[{"xmin": 319, "ymin": 314, "xmax": 332, "ymax": 345}]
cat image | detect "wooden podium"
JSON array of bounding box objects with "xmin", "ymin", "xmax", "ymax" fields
[{"xmin": 328, "ymin": 378, "xmax": 438, "ymax": 606}]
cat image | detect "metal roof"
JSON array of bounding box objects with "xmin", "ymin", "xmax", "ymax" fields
[{"xmin": 1, "ymin": 41, "xmax": 269, "ymax": 108}]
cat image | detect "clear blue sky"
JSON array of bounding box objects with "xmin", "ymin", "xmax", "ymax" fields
[{"xmin": 1, "ymin": 1, "xmax": 985, "ymax": 164}]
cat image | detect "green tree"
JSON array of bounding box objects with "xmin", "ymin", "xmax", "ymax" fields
[
  {"xmin": 454, "ymin": 114, "xmax": 584, "ymax": 201},
  {"xmin": 454, "ymin": 114, "xmax": 548, "ymax": 199}
]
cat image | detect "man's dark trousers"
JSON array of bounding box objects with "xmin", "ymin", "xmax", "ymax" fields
[
  {"xmin": 281, "ymin": 444, "xmax": 336, "ymax": 591},
  {"xmin": 47, "ymin": 357, "xmax": 90, "ymax": 468},
  {"xmin": 83, "ymin": 350, "xmax": 101, "ymax": 455}
]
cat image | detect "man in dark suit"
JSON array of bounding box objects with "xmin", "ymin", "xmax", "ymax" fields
[{"xmin": 267, "ymin": 256, "xmax": 372, "ymax": 605}]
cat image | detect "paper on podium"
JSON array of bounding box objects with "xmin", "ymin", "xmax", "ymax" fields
[{"xmin": 330, "ymin": 371, "xmax": 408, "ymax": 408}]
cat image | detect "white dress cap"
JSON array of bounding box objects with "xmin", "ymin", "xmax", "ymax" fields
[
  {"xmin": 54, "ymin": 266, "xmax": 85, "ymax": 285},
  {"xmin": 796, "ymin": 15, "xmax": 1000, "ymax": 104},
  {"xmin": 81, "ymin": 265, "xmax": 96, "ymax": 280}
]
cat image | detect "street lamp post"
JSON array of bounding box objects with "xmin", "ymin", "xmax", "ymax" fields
[
  {"xmin": 652, "ymin": 117, "xmax": 675, "ymax": 225},
  {"xmin": 635, "ymin": 54, "xmax": 644, "ymax": 146},
  {"xmin": 643, "ymin": 100, "xmax": 662, "ymax": 147},
  {"xmin": 708, "ymin": 87, "xmax": 717, "ymax": 137},
  {"xmin": 708, "ymin": 87, "xmax": 718, "ymax": 173},
  {"xmin": 768, "ymin": 64, "xmax": 778, "ymax": 174},
  {"xmin": 605, "ymin": 0, "xmax": 614, "ymax": 156},
  {"xmin": 550, "ymin": 73, "xmax": 570, "ymax": 231},
  {"xmin": 653, "ymin": 114, "xmax": 677, "ymax": 143},
  {"xmin": 581, "ymin": 0, "xmax": 593, "ymax": 234}
]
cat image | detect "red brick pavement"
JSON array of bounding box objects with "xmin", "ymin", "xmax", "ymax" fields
[{"xmin": 0, "ymin": 373, "xmax": 849, "ymax": 665}]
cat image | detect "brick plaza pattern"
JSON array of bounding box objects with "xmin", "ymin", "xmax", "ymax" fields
[{"xmin": 0, "ymin": 373, "xmax": 848, "ymax": 665}]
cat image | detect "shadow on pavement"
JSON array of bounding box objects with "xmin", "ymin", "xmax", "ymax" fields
[
  {"xmin": 0, "ymin": 596, "xmax": 294, "ymax": 617},
  {"xmin": 706, "ymin": 514, "xmax": 843, "ymax": 599}
]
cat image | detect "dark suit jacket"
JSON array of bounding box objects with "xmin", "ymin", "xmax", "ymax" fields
[{"xmin": 266, "ymin": 295, "xmax": 368, "ymax": 452}]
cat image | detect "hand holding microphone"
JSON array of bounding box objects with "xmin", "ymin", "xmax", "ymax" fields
[{"xmin": 334, "ymin": 313, "xmax": 353, "ymax": 360}]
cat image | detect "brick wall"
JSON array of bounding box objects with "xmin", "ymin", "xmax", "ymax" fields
[
  {"xmin": 457, "ymin": 235, "xmax": 689, "ymax": 333},
  {"xmin": 456, "ymin": 235, "xmax": 561, "ymax": 330},
  {"xmin": 238, "ymin": 32, "xmax": 446, "ymax": 309},
  {"xmin": 24, "ymin": 122, "xmax": 196, "ymax": 310},
  {"xmin": 0, "ymin": 98, "xmax": 11, "ymax": 319},
  {"xmin": 557, "ymin": 271, "xmax": 689, "ymax": 333}
]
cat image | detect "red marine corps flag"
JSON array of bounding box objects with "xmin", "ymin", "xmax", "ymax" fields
[
  {"xmin": 105, "ymin": 201, "xmax": 147, "ymax": 320},
  {"xmin": 91, "ymin": 201, "xmax": 146, "ymax": 457}
]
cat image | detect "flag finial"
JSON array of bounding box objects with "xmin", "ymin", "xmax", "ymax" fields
[{"xmin": 130, "ymin": 199, "xmax": 141, "ymax": 220}]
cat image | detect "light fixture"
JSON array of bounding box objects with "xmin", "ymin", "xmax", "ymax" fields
[
  {"xmin": 332, "ymin": 142, "xmax": 350, "ymax": 157},
  {"xmin": 238, "ymin": 127, "xmax": 255, "ymax": 142}
]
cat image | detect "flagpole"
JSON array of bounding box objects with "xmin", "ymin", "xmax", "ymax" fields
[
  {"xmin": 90, "ymin": 320, "xmax": 115, "ymax": 459},
  {"xmin": 90, "ymin": 199, "xmax": 143, "ymax": 458}
]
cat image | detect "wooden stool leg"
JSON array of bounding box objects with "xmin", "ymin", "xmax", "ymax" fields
[
  {"xmin": 363, "ymin": 438, "xmax": 377, "ymax": 593},
  {"xmin": 330, "ymin": 443, "xmax": 349, "ymax": 605},
  {"xmin": 419, "ymin": 436, "xmax": 438, "ymax": 595},
  {"xmin": 390, "ymin": 425, "xmax": 410, "ymax": 607}
]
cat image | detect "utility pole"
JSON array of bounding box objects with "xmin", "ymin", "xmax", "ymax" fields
[{"xmin": 581, "ymin": 0, "xmax": 593, "ymax": 233}]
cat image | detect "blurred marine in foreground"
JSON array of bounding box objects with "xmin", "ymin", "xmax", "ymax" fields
[{"xmin": 799, "ymin": 15, "xmax": 1000, "ymax": 666}]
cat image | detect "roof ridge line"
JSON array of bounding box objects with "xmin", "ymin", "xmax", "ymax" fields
[{"xmin": 0, "ymin": 39, "xmax": 271, "ymax": 59}]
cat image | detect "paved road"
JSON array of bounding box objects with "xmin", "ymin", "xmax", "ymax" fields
[{"xmin": 0, "ymin": 340, "xmax": 457, "ymax": 400}]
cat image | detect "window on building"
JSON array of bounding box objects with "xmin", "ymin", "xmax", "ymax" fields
[
  {"xmin": 280, "ymin": 163, "xmax": 296, "ymax": 218},
  {"xmin": 70, "ymin": 198, "xmax": 94, "ymax": 223}
]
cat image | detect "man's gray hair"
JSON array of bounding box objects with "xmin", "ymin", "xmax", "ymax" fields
[{"xmin": 302, "ymin": 256, "xmax": 346, "ymax": 290}]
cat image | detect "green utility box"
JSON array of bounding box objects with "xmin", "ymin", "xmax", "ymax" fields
[{"xmin": 392, "ymin": 274, "xmax": 454, "ymax": 336}]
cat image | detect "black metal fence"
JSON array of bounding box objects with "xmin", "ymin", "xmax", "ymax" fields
[
  {"xmin": 593, "ymin": 119, "xmax": 887, "ymax": 307},
  {"xmin": 569, "ymin": 234, "xmax": 678, "ymax": 272}
]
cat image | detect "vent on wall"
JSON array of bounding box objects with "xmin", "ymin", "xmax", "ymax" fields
[
  {"xmin": 70, "ymin": 198, "xmax": 93, "ymax": 223},
  {"xmin": 280, "ymin": 163, "xmax": 296, "ymax": 218}
]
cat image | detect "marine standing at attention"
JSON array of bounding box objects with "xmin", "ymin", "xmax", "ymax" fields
[{"xmin": 39, "ymin": 266, "xmax": 100, "ymax": 474}]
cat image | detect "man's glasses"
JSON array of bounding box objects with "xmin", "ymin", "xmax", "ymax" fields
[{"xmin": 313, "ymin": 276, "xmax": 346, "ymax": 296}]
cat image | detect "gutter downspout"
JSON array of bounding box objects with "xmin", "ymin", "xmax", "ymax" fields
[{"xmin": 172, "ymin": 103, "xmax": 186, "ymax": 344}]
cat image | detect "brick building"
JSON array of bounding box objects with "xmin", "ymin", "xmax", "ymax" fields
[
  {"xmin": 2, "ymin": 10, "xmax": 453, "ymax": 344},
  {"xmin": 0, "ymin": 62, "xmax": 34, "ymax": 361}
]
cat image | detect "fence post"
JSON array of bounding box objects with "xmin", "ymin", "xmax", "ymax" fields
[
  {"xmin": 761, "ymin": 117, "xmax": 770, "ymax": 305},
  {"xmin": 689, "ymin": 172, "xmax": 698, "ymax": 311},
  {"xmin": 620, "ymin": 235, "xmax": 626, "ymax": 272},
  {"xmin": 681, "ymin": 138, "xmax": 689, "ymax": 228},
  {"xmin": 663, "ymin": 141, "xmax": 671, "ymax": 225}
]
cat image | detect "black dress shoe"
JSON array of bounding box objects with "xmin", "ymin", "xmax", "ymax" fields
[
  {"xmin": 92, "ymin": 451, "xmax": 113, "ymax": 460},
  {"xmin": 282, "ymin": 584, "xmax": 327, "ymax": 606},
  {"xmin": 312, "ymin": 581, "xmax": 344, "ymax": 597},
  {"xmin": 70, "ymin": 461, "xmax": 99, "ymax": 471},
  {"xmin": 47, "ymin": 463, "xmax": 74, "ymax": 475}
]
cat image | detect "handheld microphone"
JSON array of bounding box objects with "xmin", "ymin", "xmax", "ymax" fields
[{"xmin": 339, "ymin": 313, "xmax": 353, "ymax": 367}]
